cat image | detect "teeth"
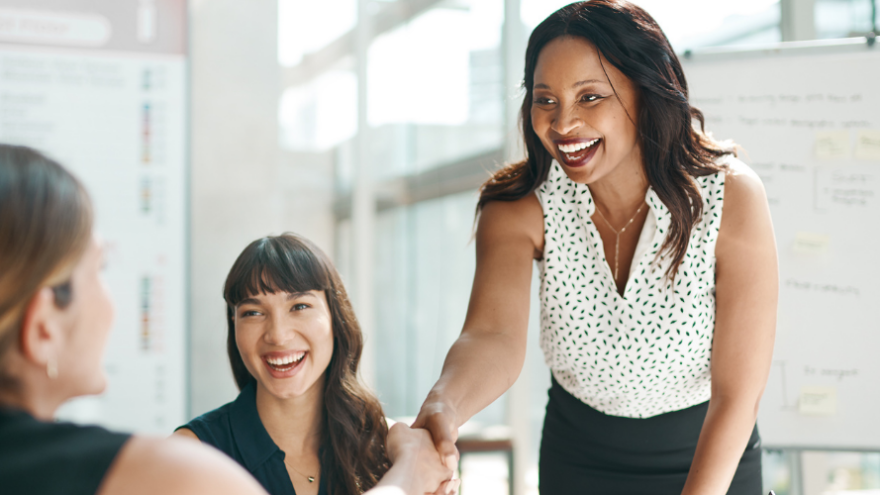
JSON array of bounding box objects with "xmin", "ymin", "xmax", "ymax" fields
[
  {"xmin": 558, "ymin": 138, "xmax": 599, "ymax": 154},
  {"xmin": 267, "ymin": 352, "xmax": 305, "ymax": 366}
]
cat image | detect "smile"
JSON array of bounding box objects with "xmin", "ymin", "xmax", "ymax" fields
[
  {"xmin": 557, "ymin": 138, "xmax": 600, "ymax": 154},
  {"xmin": 555, "ymin": 138, "xmax": 601, "ymax": 168},
  {"xmin": 263, "ymin": 351, "xmax": 307, "ymax": 376}
]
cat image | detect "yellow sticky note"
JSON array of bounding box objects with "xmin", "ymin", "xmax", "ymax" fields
[
  {"xmin": 793, "ymin": 232, "xmax": 830, "ymax": 254},
  {"xmin": 814, "ymin": 131, "xmax": 851, "ymax": 160},
  {"xmin": 854, "ymin": 130, "xmax": 880, "ymax": 161},
  {"xmin": 799, "ymin": 386, "xmax": 837, "ymax": 416}
]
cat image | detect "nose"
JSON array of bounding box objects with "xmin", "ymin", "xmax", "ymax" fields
[
  {"xmin": 263, "ymin": 312, "xmax": 295, "ymax": 346},
  {"xmin": 551, "ymin": 104, "xmax": 584, "ymax": 136}
]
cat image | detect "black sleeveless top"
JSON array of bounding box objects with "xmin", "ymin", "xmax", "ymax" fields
[
  {"xmin": 178, "ymin": 381, "xmax": 328, "ymax": 495},
  {"xmin": 0, "ymin": 406, "xmax": 131, "ymax": 495}
]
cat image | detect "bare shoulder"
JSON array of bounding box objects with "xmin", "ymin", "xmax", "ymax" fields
[
  {"xmin": 720, "ymin": 157, "xmax": 768, "ymax": 216},
  {"xmin": 717, "ymin": 156, "xmax": 776, "ymax": 257},
  {"xmin": 98, "ymin": 435, "xmax": 266, "ymax": 495},
  {"xmin": 478, "ymin": 193, "xmax": 544, "ymax": 256}
]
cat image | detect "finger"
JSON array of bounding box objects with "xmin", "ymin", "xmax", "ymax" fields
[
  {"xmin": 411, "ymin": 414, "xmax": 425, "ymax": 429},
  {"xmin": 426, "ymin": 479, "xmax": 456, "ymax": 495},
  {"xmin": 441, "ymin": 478, "xmax": 461, "ymax": 495}
]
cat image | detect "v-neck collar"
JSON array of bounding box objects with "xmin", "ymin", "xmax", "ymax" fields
[
  {"xmin": 229, "ymin": 381, "xmax": 280, "ymax": 473},
  {"xmin": 544, "ymin": 160, "xmax": 671, "ymax": 299},
  {"xmin": 228, "ymin": 381, "xmax": 328, "ymax": 495}
]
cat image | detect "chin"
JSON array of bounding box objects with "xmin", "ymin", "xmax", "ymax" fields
[
  {"xmin": 259, "ymin": 377, "xmax": 313, "ymax": 400},
  {"xmin": 80, "ymin": 375, "xmax": 108, "ymax": 397},
  {"xmin": 561, "ymin": 164, "xmax": 603, "ymax": 185}
]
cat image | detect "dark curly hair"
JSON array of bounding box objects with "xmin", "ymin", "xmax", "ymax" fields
[{"xmin": 479, "ymin": 0, "xmax": 734, "ymax": 279}]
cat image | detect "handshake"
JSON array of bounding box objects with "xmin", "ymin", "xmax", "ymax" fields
[{"xmin": 379, "ymin": 401, "xmax": 463, "ymax": 495}]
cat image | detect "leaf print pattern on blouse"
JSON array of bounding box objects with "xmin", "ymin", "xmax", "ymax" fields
[{"xmin": 535, "ymin": 159, "xmax": 727, "ymax": 418}]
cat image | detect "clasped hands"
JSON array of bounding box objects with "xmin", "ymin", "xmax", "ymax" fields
[{"xmin": 385, "ymin": 402, "xmax": 461, "ymax": 495}]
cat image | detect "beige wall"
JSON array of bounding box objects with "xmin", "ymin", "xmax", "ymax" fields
[{"xmin": 188, "ymin": 0, "xmax": 335, "ymax": 417}]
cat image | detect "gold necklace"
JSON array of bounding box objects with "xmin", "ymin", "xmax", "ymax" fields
[
  {"xmin": 283, "ymin": 456, "xmax": 317, "ymax": 483},
  {"xmin": 594, "ymin": 201, "xmax": 646, "ymax": 281}
]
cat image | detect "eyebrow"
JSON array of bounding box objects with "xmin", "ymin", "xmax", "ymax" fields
[
  {"xmin": 286, "ymin": 291, "xmax": 315, "ymax": 301},
  {"xmin": 534, "ymin": 79, "xmax": 606, "ymax": 90},
  {"xmin": 237, "ymin": 292, "xmax": 316, "ymax": 307}
]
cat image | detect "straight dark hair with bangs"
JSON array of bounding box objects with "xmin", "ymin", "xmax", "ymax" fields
[
  {"xmin": 223, "ymin": 233, "xmax": 389, "ymax": 495},
  {"xmin": 479, "ymin": 0, "xmax": 734, "ymax": 280}
]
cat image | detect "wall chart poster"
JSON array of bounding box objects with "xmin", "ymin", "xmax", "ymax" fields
[{"xmin": 0, "ymin": 0, "xmax": 187, "ymax": 434}]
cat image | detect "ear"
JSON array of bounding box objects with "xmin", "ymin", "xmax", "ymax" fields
[{"xmin": 18, "ymin": 287, "xmax": 64, "ymax": 367}]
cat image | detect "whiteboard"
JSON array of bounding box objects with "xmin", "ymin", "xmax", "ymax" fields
[
  {"xmin": 0, "ymin": 1, "xmax": 188, "ymax": 434},
  {"xmin": 682, "ymin": 39, "xmax": 880, "ymax": 449}
]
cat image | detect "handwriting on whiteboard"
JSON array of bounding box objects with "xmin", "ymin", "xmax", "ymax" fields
[
  {"xmin": 804, "ymin": 365, "xmax": 859, "ymax": 381},
  {"xmin": 815, "ymin": 169, "xmax": 877, "ymax": 211},
  {"xmin": 784, "ymin": 278, "xmax": 860, "ymax": 297}
]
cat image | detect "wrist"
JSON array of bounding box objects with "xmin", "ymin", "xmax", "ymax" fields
[
  {"xmin": 420, "ymin": 394, "xmax": 459, "ymax": 425},
  {"xmin": 378, "ymin": 456, "xmax": 419, "ymax": 494}
]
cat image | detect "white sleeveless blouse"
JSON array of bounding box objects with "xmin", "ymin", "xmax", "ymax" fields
[{"xmin": 536, "ymin": 160, "xmax": 727, "ymax": 418}]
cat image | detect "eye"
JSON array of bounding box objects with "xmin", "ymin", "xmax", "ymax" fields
[
  {"xmin": 240, "ymin": 310, "xmax": 261, "ymax": 317},
  {"xmin": 291, "ymin": 303, "xmax": 310, "ymax": 312},
  {"xmin": 533, "ymin": 97, "xmax": 556, "ymax": 105},
  {"xmin": 581, "ymin": 94, "xmax": 603, "ymax": 103}
]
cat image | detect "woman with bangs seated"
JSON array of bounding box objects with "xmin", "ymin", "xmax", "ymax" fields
[{"xmin": 174, "ymin": 233, "xmax": 457, "ymax": 495}]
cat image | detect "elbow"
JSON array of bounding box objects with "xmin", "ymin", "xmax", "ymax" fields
[{"xmin": 710, "ymin": 386, "xmax": 765, "ymax": 420}]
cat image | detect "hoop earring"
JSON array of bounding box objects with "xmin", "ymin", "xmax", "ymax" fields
[{"xmin": 47, "ymin": 358, "xmax": 58, "ymax": 380}]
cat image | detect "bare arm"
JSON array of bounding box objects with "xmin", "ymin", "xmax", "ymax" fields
[
  {"xmin": 98, "ymin": 435, "xmax": 268, "ymax": 495},
  {"xmin": 412, "ymin": 194, "xmax": 544, "ymax": 466},
  {"xmin": 681, "ymin": 165, "xmax": 778, "ymax": 495}
]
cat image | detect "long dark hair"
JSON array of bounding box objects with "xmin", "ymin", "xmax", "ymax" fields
[
  {"xmin": 223, "ymin": 234, "xmax": 389, "ymax": 495},
  {"xmin": 479, "ymin": 0, "xmax": 733, "ymax": 278},
  {"xmin": 0, "ymin": 145, "xmax": 92, "ymax": 390}
]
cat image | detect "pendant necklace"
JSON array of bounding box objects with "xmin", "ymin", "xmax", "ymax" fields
[
  {"xmin": 594, "ymin": 201, "xmax": 646, "ymax": 281},
  {"xmin": 284, "ymin": 457, "xmax": 316, "ymax": 483}
]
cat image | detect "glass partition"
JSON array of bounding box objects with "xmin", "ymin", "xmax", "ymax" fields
[
  {"xmin": 367, "ymin": 0, "xmax": 505, "ymax": 180},
  {"xmin": 374, "ymin": 190, "xmax": 507, "ymax": 425}
]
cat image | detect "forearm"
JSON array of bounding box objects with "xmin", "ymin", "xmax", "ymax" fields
[
  {"xmin": 681, "ymin": 396, "xmax": 760, "ymax": 495},
  {"xmin": 423, "ymin": 330, "xmax": 525, "ymax": 426}
]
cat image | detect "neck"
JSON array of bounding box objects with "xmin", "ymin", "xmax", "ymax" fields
[
  {"xmin": 0, "ymin": 361, "xmax": 66, "ymax": 421},
  {"xmin": 255, "ymin": 377, "xmax": 325, "ymax": 457},
  {"xmin": 588, "ymin": 156, "xmax": 649, "ymax": 223}
]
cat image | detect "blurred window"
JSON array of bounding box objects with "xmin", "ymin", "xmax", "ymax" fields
[
  {"xmin": 815, "ymin": 0, "xmax": 879, "ymax": 38},
  {"xmin": 367, "ymin": 0, "xmax": 505, "ymax": 180},
  {"xmin": 373, "ymin": 190, "xmax": 506, "ymax": 425},
  {"xmin": 279, "ymin": 67, "xmax": 357, "ymax": 152},
  {"xmin": 278, "ymin": 0, "xmax": 357, "ymax": 66},
  {"xmin": 521, "ymin": 0, "xmax": 781, "ymax": 51}
]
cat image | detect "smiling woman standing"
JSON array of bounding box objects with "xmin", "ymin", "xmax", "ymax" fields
[
  {"xmin": 175, "ymin": 234, "xmax": 455, "ymax": 495},
  {"xmin": 412, "ymin": 1, "xmax": 778, "ymax": 494}
]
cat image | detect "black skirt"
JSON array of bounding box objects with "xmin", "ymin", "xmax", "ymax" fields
[{"xmin": 539, "ymin": 378, "xmax": 762, "ymax": 494}]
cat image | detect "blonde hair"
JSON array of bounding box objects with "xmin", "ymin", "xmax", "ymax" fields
[{"xmin": 0, "ymin": 145, "xmax": 93, "ymax": 385}]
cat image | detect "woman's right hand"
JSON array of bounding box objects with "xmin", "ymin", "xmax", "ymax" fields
[{"xmin": 411, "ymin": 400, "xmax": 460, "ymax": 472}]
